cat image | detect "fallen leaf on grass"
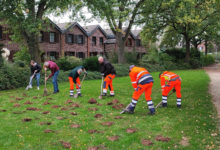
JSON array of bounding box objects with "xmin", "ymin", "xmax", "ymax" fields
[
  {"xmin": 42, "ymin": 111, "xmax": 50, "ymax": 114},
  {"xmin": 88, "ymin": 107, "xmax": 98, "ymax": 111},
  {"xmin": 101, "ymin": 122, "xmax": 114, "ymax": 127},
  {"xmin": 94, "ymin": 114, "xmax": 103, "ymax": 118},
  {"xmin": 126, "ymin": 128, "xmax": 137, "ymax": 133},
  {"xmin": 22, "ymin": 118, "xmax": 32, "ymax": 122},
  {"xmin": 88, "ymin": 98, "xmax": 97, "ymax": 104},
  {"xmin": 60, "ymin": 141, "xmax": 71, "ymax": 149},
  {"xmin": 179, "ymin": 137, "xmax": 190, "ymax": 147},
  {"xmin": 24, "ymin": 101, "xmax": 33, "ymax": 105},
  {"xmin": 141, "ymin": 139, "xmax": 153, "ymax": 146},
  {"xmin": 70, "ymin": 124, "xmax": 80, "ymax": 128},
  {"xmin": 70, "ymin": 112, "xmax": 77, "ymax": 116},
  {"xmin": 44, "ymin": 129, "xmax": 54, "ymax": 133},
  {"xmin": 155, "ymin": 135, "xmax": 171, "ymax": 142},
  {"xmin": 13, "ymin": 103, "xmax": 20, "ymax": 107},
  {"xmin": 108, "ymin": 136, "xmax": 119, "ymax": 141}
]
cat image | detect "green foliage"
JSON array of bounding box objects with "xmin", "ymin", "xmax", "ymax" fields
[
  {"xmin": 56, "ymin": 56, "xmax": 82, "ymax": 71},
  {"xmin": 201, "ymin": 54, "xmax": 215, "ymax": 66},
  {"xmin": 13, "ymin": 47, "xmax": 31, "ymax": 64},
  {"xmin": 0, "ymin": 43, "xmax": 4, "ymax": 67},
  {"xmin": 82, "ymin": 56, "xmax": 99, "ymax": 71},
  {"xmin": 125, "ymin": 51, "xmax": 139, "ymax": 65},
  {"xmin": 107, "ymin": 51, "xmax": 118, "ymax": 64}
]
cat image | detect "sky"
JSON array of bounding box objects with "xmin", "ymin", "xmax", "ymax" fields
[{"xmin": 48, "ymin": 7, "xmax": 142, "ymax": 30}]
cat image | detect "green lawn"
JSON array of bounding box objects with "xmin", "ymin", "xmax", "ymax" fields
[{"xmin": 0, "ymin": 70, "xmax": 219, "ymax": 150}]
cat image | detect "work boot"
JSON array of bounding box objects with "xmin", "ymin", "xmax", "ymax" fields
[
  {"xmin": 78, "ymin": 93, "xmax": 82, "ymax": 97},
  {"xmin": 37, "ymin": 86, "xmax": 40, "ymax": 90},
  {"xmin": 148, "ymin": 108, "xmax": 155, "ymax": 115},
  {"xmin": 102, "ymin": 93, "xmax": 107, "ymax": 96},
  {"xmin": 123, "ymin": 104, "xmax": 135, "ymax": 114},
  {"xmin": 177, "ymin": 104, "xmax": 181, "ymax": 108},
  {"xmin": 110, "ymin": 91, "xmax": 115, "ymax": 97},
  {"xmin": 162, "ymin": 103, "xmax": 167, "ymax": 107}
]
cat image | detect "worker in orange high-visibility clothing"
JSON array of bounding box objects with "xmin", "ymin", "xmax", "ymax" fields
[
  {"xmin": 159, "ymin": 71, "xmax": 182, "ymax": 108},
  {"xmin": 122, "ymin": 65, "xmax": 155, "ymax": 115}
]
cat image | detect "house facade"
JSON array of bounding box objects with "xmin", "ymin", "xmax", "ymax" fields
[{"xmin": 0, "ymin": 19, "xmax": 147, "ymax": 61}]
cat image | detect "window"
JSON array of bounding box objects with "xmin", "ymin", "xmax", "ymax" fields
[
  {"xmin": 77, "ymin": 35, "xmax": 84, "ymax": 44},
  {"xmin": 49, "ymin": 32, "xmax": 55, "ymax": 43},
  {"xmin": 48, "ymin": 52, "xmax": 58, "ymax": 60},
  {"xmin": 65, "ymin": 52, "xmax": 75, "ymax": 56},
  {"xmin": 39, "ymin": 31, "xmax": 44, "ymax": 42},
  {"xmin": 136, "ymin": 39, "xmax": 141, "ymax": 47},
  {"xmin": 77, "ymin": 52, "xmax": 85, "ymax": 58},
  {"xmin": 92, "ymin": 36, "xmax": 96, "ymax": 46},
  {"xmin": 67, "ymin": 34, "xmax": 74, "ymax": 43},
  {"xmin": 99, "ymin": 37, "xmax": 104, "ymax": 45},
  {"xmin": 0, "ymin": 26, "xmax": 2, "ymax": 40}
]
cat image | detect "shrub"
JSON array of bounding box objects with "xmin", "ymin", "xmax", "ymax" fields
[
  {"xmin": 56, "ymin": 56, "xmax": 82, "ymax": 71},
  {"xmin": 83, "ymin": 56, "xmax": 99, "ymax": 71},
  {"xmin": 125, "ymin": 51, "xmax": 139, "ymax": 65},
  {"xmin": 107, "ymin": 51, "xmax": 118, "ymax": 63},
  {"xmin": 200, "ymin": 54, "xmax": 215, "ymax": 66},
  {"xmin": 13, "ymin": 47, "xmax": 31, "ymax": 64}
]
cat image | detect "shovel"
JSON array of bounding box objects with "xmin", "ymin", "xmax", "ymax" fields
[
  {"xmin": 98, "ymin": 76, "xmax": 104, "ymax": 99},
  {"xmin": 155, "ymin": 89, "xmax": 175, "ymax": 108},
  {"xmin": 43, "ymin": 70, "xmax": 48, "ymax": 96},
  {"xmin": 25, "ymin": 72, "xmax": 36, "ymax": 90}
]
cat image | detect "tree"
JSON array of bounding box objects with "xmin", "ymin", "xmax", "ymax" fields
[
  {"xmin": 0, "ymin": 0, "xmax": 81, "ymax": 63},
  {"xmin": 83, "ymin": 0, "xmax": 146, "ymax": 63},
  {"xmin": 141, "ymin": 0, "xmax": 220, "ymax": 62}
]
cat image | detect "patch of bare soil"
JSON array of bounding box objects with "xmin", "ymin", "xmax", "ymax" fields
[
  {"xmin": 112, "ymin": 104, "xmax": 124, "ymax": 110},
  {"xmin": 126, "ymin": 128, "xmax": 137, "ymax": 133},
  {"xmin": 70, "ymin": 124, "xmax": 80, "ymax": 128},
  {"xmin": 65, "ymin": 99, "xmax": 73, "ymax": 104},
  {"xmin": 40, "ymin": 122, "xmax": 52, "ymax": 125},
  {"xmin": 71, "ymin": 103, "xmax": 80, "ymax": 108},
  {"xmin": 141, "ymin": 139, "xmax": 153, "ymax": 146},
  {"xmin": 16, "ymin": 97, "xmax": 24, "ymax": 101},
  {"xmin": 155, "ymin": 135, "xmax": 171, "ymax": 142},
  {"xmin": 13, "ymin": 103, "xmax": 20, "ymax": 107},
  {"xmin": 60, "ymin": 141, "xmax": 71, "ymax": 149},
  {"xmin": 24, "ymin": 101, "xmax": 33, "ymax": 105},
  {"xmin": 26, "ymin": 107, "xmax": 41, "ymax": 111},
  {"xmin": 44, "ymin": 129, "xmax": 54, "ymax": 133},
  {"xmin": 94, "ymin": 114, "xmax": 103, "ymax": 118},
  {"xmin": 22, "ymin": 118, "xmax": 32, "ymax": 122},
  {"xmin": 42, "ymin": 111, "xmax": 50, "ymax": 114},
  {"xmin": 43, "ymin": 101, "xmax": 50, "ymax": 105},
  {"xmin": 107, "ymin": 136, "xmax": 119, "ymax": 141},
  {"xmin": 179, "ymin": 137, "xmax": 190, "ymax": 147},
  {"xmin": 101, "ymin": 122, "xmax": 114, "ymax": 127},
  {"xmin": 88, "ymin": 98, "xmax": 97, "ymax": 104},
  {"xmin": 51, "ymin": 105, "xmax": 61, "ymax": 108},
  {"xmin": 70, "ymin": 112, "xmax": 77, "ymax": 116}
]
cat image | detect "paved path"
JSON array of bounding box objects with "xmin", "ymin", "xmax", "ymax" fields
[{"xmin": 204, "ymin": 64, "xmax": 220, "ymax": 131}]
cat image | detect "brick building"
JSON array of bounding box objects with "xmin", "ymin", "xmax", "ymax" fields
[{"xmin": 0, "ymin": 19, "xmax": 147, "ymax": 61}]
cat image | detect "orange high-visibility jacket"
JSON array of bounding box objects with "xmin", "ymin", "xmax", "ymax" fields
[
  {"xmin": 129, "ymin": 66, "xmax": 150, "ymax": 89},
  {"xmin": 160, "ymin": 71, "xmax": 180, "ymax": 88}
]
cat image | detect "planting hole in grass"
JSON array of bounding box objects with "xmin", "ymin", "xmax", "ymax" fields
[
  {"xmin": 126, "ymin": 128, "xmax": 137, "ymax": 133},
  {"xmin": 32, "ymin": 96, "xmax": 38, "ymax": 99},
  {"xmin": 114, "ymin": 116, "xmax": 123, "ymax": 119},
  {"xmin": 155, "ymin": 135, "xmax": 171, "ymax": 142},
  {"xmin": 94, "ymin": 114, "xmax": 103, "ymax": 118},
  {"xmin": 26, "ymin": 107, "xmax": 41, "ymax": 111},
  {"xmin": 88, "ymin": 130, "xmax": 104, "ymax": 134},
  {"xmin": 112, "ymin": 104, "xmax": 124, "ymax": 110},
  {"xmin": 22, "ymin": 118, "xmax": 32, "ymax": 122},
  {"xmin": 60, "ymin": 141, "xmax": 71, "ymax": 149},
  {"xmin": 70, "ymin": 124, "xmax": 80, "ymax": 128},
  {"xmin": 141, "ymin": 139, "xmax": 153, "ymax": 146},
  {"xmin": 40, "ymin": 122, "xmax": 52, "ymax": 125},
  {"xmin": 42, "ymin": 111, "xmax": 50, "ymax": 114},
  {"xmin": 44, "ymin": 129, "xmax": 54, "ymax": 133},
  {"xmin": 101, "ymin": 122, "xmax": 114, "ymax": 127},
  {"xmin": 43, "ymin": 101, "xmax": 51, "ymax": 105},
  {"xmin": 52, "ymin": 105, "xmax": 61, "ymax": 108},
  {"xmin": 13, "ymin": 103, "xmax": 20, "ymax": 107},
  {"xmin": 16, "ymin": 97, "xmax": 23, "ymax": 101},
  {"xmin": 88, "ymin": 98, "xmax": 97, "ymax": 104},
  {"xmin": 71, "ymin": 103, "xmax": 80, "ymax": 108},
  {"xmin": 70, "ymin": 112, "xmax": 77, "ymax": 116},
  {"xmin": 107, "ymin": 136, "xmax": 119, "ymax": 141},
  {"xmin": 24, "ymin": 101, "xmax": 33, "ymax": 105},
  {"xmin": 65, "ymin": 99, "xmax": 73, "ymax": 104},
  {"xmin": 88, "ymin": 107, "xmax": 98, "ymax": 111}
]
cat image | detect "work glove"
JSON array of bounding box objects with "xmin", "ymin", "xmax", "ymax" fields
[{"xmin": 172, "ymin": 89, "xmax": 176, "ymax": 93}]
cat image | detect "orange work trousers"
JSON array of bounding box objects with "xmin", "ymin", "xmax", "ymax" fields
[
  {"xmin": 69, "ymin": 77, "xmax": 80, "ymax": 90},
  {"xmin": 162, "ymin": 79, "xmax": 181, "ymax": 98},
  {"xmin": 103, "ymin": 74, "xmax": 115, "ymax": 92},
  {"xmin": 132, "ymin": 82, "xmax": 153, "ymax": 101}
]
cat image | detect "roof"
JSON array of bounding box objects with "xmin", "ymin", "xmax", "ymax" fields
[
  {"xmin": 104, "ymin": 39, "xmax": 116, "ymax": 44},
  {"xmin": 56, "ymin": 22, "xmax": 88, "ymax": 35},
  {"xmin": 57, "ymin": 22, "xmax": 75, "ymax": 31},
  {"xmin": 104, "ymin": 29, "xmax": 115, "ymax": 39},
  {"xmin": 83, "ymin": 25, "xmax": 108, "ymax": 37}
]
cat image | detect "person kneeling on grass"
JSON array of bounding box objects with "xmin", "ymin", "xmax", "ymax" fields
[
  {"xmin": 98, "ymin": 56, "xmax": 116, "ymax": 96},
  {"xmin": 44, "ymin": 61, "xmax": 60, "ymax": 94},
  {"xmin": 122, "ymin": 65, "xmax": 155, "ymax": 115},
  {"xmin": 159, "ymin": 71, "xmax": 182, "ymax": 108},
  {"xmin": 27, "ymin": 60, "xmax": 41, "ymax": 90},
  {"xmin": 68, "ymin": 66, "xmax": 87, "ymax": 97}
]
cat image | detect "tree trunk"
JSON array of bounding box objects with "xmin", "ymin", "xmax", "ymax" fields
[
  {"xmin": 205, "ymin": 40, "xmax": 208, "ymax": 56},
  {"xmin": 184, "ymin": 35, "xmax": 191, "ymax": 63},
  {"xmin": 116, "ymin": 32, "xmax": 125, "ymax": 64},
  {"xmin": 27, "ymin": 33, "xmax": 41, "ymax": 63}
]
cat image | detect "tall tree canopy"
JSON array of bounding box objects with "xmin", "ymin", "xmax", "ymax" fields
[
  {"xmin": 83, "ymin": 0, "xmax": 146, "ymax": 63},
  {"xmin": 0, "ymin": 0, "xmax": 81, "ymax": 63},
  {"xmin": 141, "ymin": 0, "xmax": 220, "ymax": 62}
]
